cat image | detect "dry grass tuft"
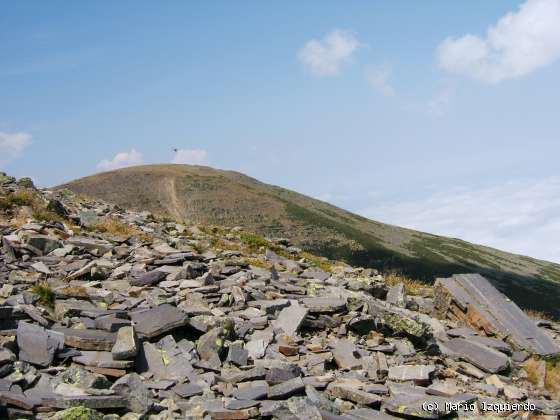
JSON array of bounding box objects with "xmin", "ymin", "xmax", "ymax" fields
[
  {"xmin": 523, "ymin": 309, "xmax": 553, "ymax": 321},
  {"xmin": 92, "ymin": 218, "xmax": 152, "ymax": 241},
  {"xmin": 545, "ymin": 357, "xmax": 560, "ymax": 398},
  {"xmin": 31, "ymin": 281, "xmax": 55, "ymax": 308},
  {"xmin": 525, "ymin": 356, "xmax": 560, "ymax": 398},
  {"xmin": 384, "ymin": 273, "xmax": 430, "ymax": 296},
  {"xmin": 244, "ymin": 257, "xmax": 273, "ymax": 269}
]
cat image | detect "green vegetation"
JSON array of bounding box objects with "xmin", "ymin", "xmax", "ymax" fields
[
  {"xmin": 31, "ymin": 281, "xmax": 55, "ymax": 308},
  {"xmin": 0, "ymin": 190, "xmax": 35, "ymax": 210},
  {"xmin": 239, "ymin": 231, "xmax": 270, "ymax": 251}
]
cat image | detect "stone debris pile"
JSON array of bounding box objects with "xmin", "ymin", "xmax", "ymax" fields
[{"xmin": 0, "ymin": 172, "xmax": 559, "ymax": 419}]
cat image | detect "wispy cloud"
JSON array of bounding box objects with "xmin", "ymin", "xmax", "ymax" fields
[
  {"xmin": 96, "ymin": 149, "xmax": 143, "ymax": 171},
  {"xmin": 172, "ymin": 149, "xmax": 209, "ymax": 165},
  {"xmin": 0, "ymin": 132, "xmax": 31, "ymax": 167},
  {"xmin": 298, "ymin": 30, "xmax": 362, "ymax": 76},
  {"xmin": 426, "ymin": 83, "xmax": 454, "ymax": 117},
  {"xmin": 361, "ymin": 177, "xmax": 560, "ymax": 263},
  {"xmin": 365, "ymin": 63, "xmax": 394, "ymax": 96},
  {"xmin": 437, "ymin": 0, "xmax": 560, "ymax": 83}
]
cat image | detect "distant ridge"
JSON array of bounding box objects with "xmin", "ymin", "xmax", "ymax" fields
[{"xmin": 57, "ymin": 164, "xmax": 560, "ymax": 317}]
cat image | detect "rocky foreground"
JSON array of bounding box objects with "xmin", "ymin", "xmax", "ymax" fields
[{"xmin": 0, "ymin": 172, "xmax": 559, "ymax": 419}]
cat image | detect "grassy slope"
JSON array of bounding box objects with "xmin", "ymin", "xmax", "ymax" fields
[{"xmin": 56, "ymin": 164, "xmax": 560, "ymax": 317}]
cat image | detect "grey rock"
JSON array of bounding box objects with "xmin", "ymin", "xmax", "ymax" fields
[
  {"xmin": 52, "ymin": 327, "xmax": 116, "ymax": 351},
  {"xmin": 386, "ymin": 283, "xmax": 406, "ymax": 307},
  {"xmin": 130, "ymin": 270, "xmax": 167, "ymax": 287},
  {"xmin": 112, "ymin": 373, "xmax": 152, "ymax": 413},
  {"xmin": 275, "ymin": 301, "xmax": 308, "ymax": 336},
  {"xmin": 25, "ymin": 235, "xmax": 63, "ymax": 256},
  {"xmin": 130, "ymin": 304, "xmax": 187, "ymax": 339},
  {"xmin": 268, "ymin": 377, "xmax": 305, "ymax": 399},
  {"xmin": 17, "ymin": 322, "xmax": 64, "ymax": 367},
  {"xmin": 388, "ymin": 364, "xmax": 436, "ymax": 383},
  {"xmin": 112, "ymin": 326, "xmax": 138, "ymax": 360},
  {"xmin": 440, "ymin": 337, "xmax": 509, "ymax": 373},
  {"xmin": 302, "ymin": 297, "xmax": 347, "ymax": 313}
]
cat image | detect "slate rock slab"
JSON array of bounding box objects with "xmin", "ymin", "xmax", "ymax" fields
[
  {"xmin": 130, "ymin": 270, "xmax": 167, "ymax": 287},
  {"xmin": 52, "ymin": 327, "xmax": 116, "ymax": 351},
  {"xmin": 274, "ymin": 301, "xmax": 308, "ymax": 337},
  {"xmin": 17, "ymin": 322, "xmax": 64, "ymax": 367},
  {"xmin": 267, "ymin": 377, "xmax": 305, "ymax": 399},
  {"xmin": 130, "ymin": 304, "xmax": 187, "ymax": 339},
  {"xmin": 440, "ymin": 337, "xmax": 509, "ymax": 373},
  {"xmin": 112, "ymin": 326, "xmax": 138, "ymax": 360},
  {"xmin": 301, "ymin": 297, "xmax": 347, "ymax": 313},
  {"xmin": 388, "ymin": 364, "xmax": 436, "ymax": 383}
]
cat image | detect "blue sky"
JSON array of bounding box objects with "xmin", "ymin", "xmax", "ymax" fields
[{"xmin": 2, "ymin": 0, "xmax": 560, "ymax": 262}]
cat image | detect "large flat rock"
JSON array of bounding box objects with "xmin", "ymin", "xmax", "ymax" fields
[
  {"xmin": 129, "ymin": 304, "xmax": 187, "ymax": 339},
  {"xmin": 440, "ymin": 337, "xmax": 509, "ymax": 373},
  {"xmin": 434, "ymin": 274, "xmax": 560, "ymax": 356}
]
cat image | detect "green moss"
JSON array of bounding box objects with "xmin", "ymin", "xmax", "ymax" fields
[{"xmin": 54, "ymin": 406, "xmax": 103, "ymax": 420}]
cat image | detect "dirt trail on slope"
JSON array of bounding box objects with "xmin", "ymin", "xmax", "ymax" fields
[{"xmin": 162, "ymin": 177, "xmax": 184, "ymax": 221}]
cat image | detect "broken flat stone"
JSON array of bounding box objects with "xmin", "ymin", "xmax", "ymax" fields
[
  {"xmin": 130, "ymin": 304, "xmax": 187, "ymax": 339},
  {"xmin": 232, "ymin": 381, "xmax": 268, "ymax": 400},
  {"xmin": 331, "ymin": 339, "xmax": 361, "ymax": 370},
  {"xmin": 52, "ymin": 327, "xmax": 116, "ymax": 351},
  {"xmin": 111, "ymin": 326, "xmax": 137, "ymax": 360},
  {"xmin": 94, "ymin": 316, "xmax": 131, "ymax": 332},
  {"xmin": 326, "ymin": 382, "xmax": 382, "ymax": 406},
  {"xmin": 267, "ymin": 377, "xmax": 305, "ymax": 399},
  {"xmin": 227, "ymin": 342, "xmax": 248, "ymax": 366},
  {"xmin": 274, "ymin": 301, "xmax": 308, "ymax": 337},
  {"xmin": 301, "ymin": 297, "xmax": 347, "ymax": 313},
  {"xmin": 440, "ymin": 337, "xmax": 509, "ymax": 373},
  {"xmin": 388, "ymin": 365, "xmax": 435, "ymax": 383},
  {"xmin": 44, "ymin": 395, "xmax": 128, "ymax": 409},
  {"xmin": 73, "ymin": 351, "xmax": 134, "ymax": 369},
  {"xmin": 17, "ymin": 322, "xmax": 64, "ymax": 367},
  {"xmin": 386, "ymin": 283, "xmax": 406, "ymax": 307},
  {"xmin": 173, "ymin": 382, "xmax": 204, "ymax": 398},
  {"xmin": 130, "ymin": 270, "xmax": 166, "ymax": 287}
]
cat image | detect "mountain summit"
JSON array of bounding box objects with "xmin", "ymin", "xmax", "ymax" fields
[{"xmin": 57, "ymin": 164, "xmax": 560, "ymax": 317}]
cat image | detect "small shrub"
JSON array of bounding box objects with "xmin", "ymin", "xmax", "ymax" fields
[
  {"xmin": 92, "ymin": 218, "xmax": 140, "ymax": 237},
  {"xmin": 31, "ymin": 281, "xmax": 55, "ymax": 308},
  {"xmin": 302, "ymin": 251, "xmax": 334, "ymax": 272},
  {"xmin": 32, "ymin": 208, "xmax": 64, "ymax": 223},
  {"xmin": 0, "ymin": 191, "xmax": 36, "ymax": 211},
  {"xmin": 239, "ymin": 232, "xmax": 270, "ymax": 250}
]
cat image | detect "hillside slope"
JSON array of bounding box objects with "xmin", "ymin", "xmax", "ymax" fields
[{"xmin": 57, "ymin": 164, "xmax": 560, "ymax": 317}]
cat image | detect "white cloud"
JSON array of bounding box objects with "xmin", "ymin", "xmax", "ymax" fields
[
  {"xmin": 171, "ymin": 149, "xmax": 208, "ymax": 165},
  {"xmin": 96, "ymin": 149, "xmax": 143, "ymax": 171},
  {"xmin": 365, "ymin": 64, "xmax": 394, "ymax": 96},
  {"xmin": 298, "ymin": 30, "xmax": 361, "ymax": 76},
  {"xmin": 437, "ymin": 0, "xmax": 560, "ymax": 83},
  {"xmin": 361, "ymin": 177, "xmax": 560, "ymax": 263},
  {"xmin": 0, "ymin": 132, "xmax": 31, "ymax": 167}
]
